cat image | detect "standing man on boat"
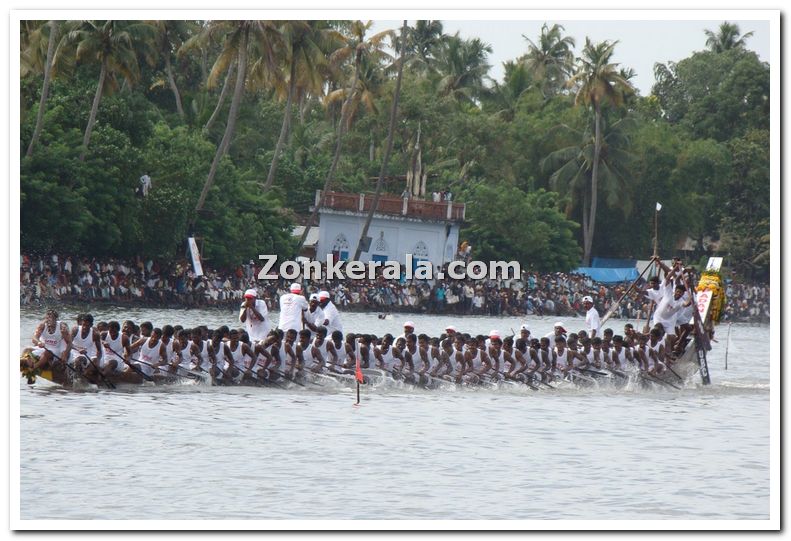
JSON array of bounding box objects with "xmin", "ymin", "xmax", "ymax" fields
[
  {"xmin": 278, "ymin": 283, "xmax": 309, "ymax": 334},
  {"xmin": 302, "ymin": 293, "xmax": 325, "ymax": 337},
  {"xmin": 318, "ymin": 290, "xmax": 343, "ymax": 336},
  {"xmin": 240, "ymin": 288, "xmax": 270, "ymax": 342},
  {"xmin": 583, "ymin": 296, "xmax": 601, "ymax": 339}
]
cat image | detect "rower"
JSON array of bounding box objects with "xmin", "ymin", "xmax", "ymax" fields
[
  {"xmin": 310, "ymin": 326, "xmax": 338, "ymax": 373},
  {"xmin": 390, "ymin": 336, "xmax": 408, "ymax": 380},
  {"xmin": 251, "ymin": 336, "xmax": 275, "ymax": 381},
  {"xmin": 501, "ymin": 336, "xmax": 517, "ymax": 379},
  {"xmin": 415, "ymin": 334, "xmax": 432, "ymax": 384},
  {"xmin": 190, "ymin": 327, "xmax": 214, "ymax": 374},
  {"xmin": 206, "ymin": 330, "xmax": 225, "ymax": 381},
  {"xmin": 293, "ymin": 330, "xmax": 313, "ymax": 378},
  {"xmin": 375, "ymin": 334, "xmax": 397, "ymax": 373},
  {"xmin": 610, "ymin": 335, "xmax": 635, "ymax": 371},
  {"xmin": 278, "ymin": 329, "xmax": 298, "ymax": 377},
  {"xmin": 647, "ymin": 327, "xmax": 666, "ymax": 375},
  {"xmin": 554, "ymin": 336, "xmax": 572, "ymax": 376},
  {"xmin": 486, "ymin": 331, "xmax": 505, "ymax": 380},
  {"xmin": 400, "ymin": 334, "xmax": 419, "ymax": 383},
  {"xmin": 159, "ymin": 325, "xmax": 181, "ymax": 374},
  {"xmin": 428, "ymin": 337, "xmax": 448, "ymax": 378},
  {"xmin": 448, "ymin": 334, "xmax": 466, "ymax": 382},
  {"xmin": 632, "ymin": 333, "xmax": 650, "ymax": 371},
  {"xmin": 240, "ymin": 288, "xmax": 270, "ymax": 343},
  {"xmin": 223, "ymin": 329, "xmax": 255, "ymax": 383},
  {"xmin": 463, "ymin": 335, "xmax": 486, "ymax": 383},
  {"xmin": 100, "ymin": 320, "xmax": 131, "ymax": 377},
  {"xmin": 129, "ymin": 328, "xmax": 166, "ymax": 380},
  {"xmin": 26, "ymin": 308, "xmax": 73, "ymax": 380},
  {"xmin": 357, "ymin": 334, "xmax": 374, "ymax": 370},
  {"xmin": 343, "ymin": 333, "xmax": 358, "ymax": 370},
  {"xmin": 71, "ymin": 314, "xmax": 104, "ymax": 378},
  {"xmin": 538, "ymin": 337, "xmax": 553, "ymax": 373}
]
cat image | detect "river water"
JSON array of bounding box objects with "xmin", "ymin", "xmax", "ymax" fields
[{"xmin": 16, "ymin": 306, "xmax": 773, "ymax": 524}]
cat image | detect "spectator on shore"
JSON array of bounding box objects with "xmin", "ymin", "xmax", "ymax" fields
[{"xmin": 18, "ymin": 253, "xmax": 769, "ymax": 323}]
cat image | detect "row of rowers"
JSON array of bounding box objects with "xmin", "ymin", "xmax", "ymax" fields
[{"xmin": 23, "ymin": 309, "xmax": 676, "ymax": 387}]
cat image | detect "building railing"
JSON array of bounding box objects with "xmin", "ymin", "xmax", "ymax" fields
[{"xmin": 316, "ymin": 190, "xmax": 465, "ymax": 221}]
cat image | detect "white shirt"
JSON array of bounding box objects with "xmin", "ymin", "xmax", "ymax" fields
[
  {"xmin": 321, "ymin": 301, "xmax": 343, "ymax": 335},
  {"xmin": 585, "ymin": 306, "xmax": 601, "ymax": 337},
  {"xmin": 279, "ymin": 293, "xmax": 309, "ymax": 333},
  {"xmin": 303, "ymin": 306, "xmax": 325, "ymax": 331},
  {"xmin": 240, "ymin": 298, "xmax": 270, "ymax": 342},
  {"xmin": 655, "ymin": 287, "xmax": 688, "ymax": 326}
]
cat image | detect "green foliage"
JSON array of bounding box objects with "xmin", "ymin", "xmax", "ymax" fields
[
  {"xmin": 463, "ymin": 184, "xmax": 580, "ymax": 272},
  {"xmin": 652, "ymin": 48, "xmax": 769, "ymax": 141},
  {"xmin": 18, "ymin": 19, "xmax": 771, "ymax": 281}
]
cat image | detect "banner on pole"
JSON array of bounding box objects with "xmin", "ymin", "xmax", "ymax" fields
[
  {"xmin": 655, "ymin": 202, "xmax": 662, "ymax": 211},
  {"xmin": 188, "ymin": 237, "xmax": 204, "ymax": 277}
]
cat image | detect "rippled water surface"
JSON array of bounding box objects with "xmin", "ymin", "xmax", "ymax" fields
[{"xmin": 18, "ymin": 307, "xmax": 771, "ymax": 521}]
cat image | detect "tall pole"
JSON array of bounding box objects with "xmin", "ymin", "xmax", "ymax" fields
[{"xmin": 653, "ymin": 203, "xmax": 660, "ymax": 257}]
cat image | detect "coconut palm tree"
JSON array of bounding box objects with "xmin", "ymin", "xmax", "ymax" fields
[
  {"xmin": 60, "ymin": 20, "xmax": 156, "ymax": 161},
  {"xmin": 541, "ymin": 115, "xmax": 635, "ymax": 229},
  {"xmin": 406, "ymin": 20, "xmax": 444, "ymax": 75},
  {"xmin": 149, "ymin": 20, "xmax": 192, "ymax": 120},
  {"xmin": 704, "ymin": 22, "xmax": 754, "ymax": 53},
  {"xmin": 192, "ymin": 20, "xmax": 283, "ymax": 221},
  {"xmin": 521, "ymin": 23, "xmax": 575, "ymax": 98},
  {"xmin": 484, "ymin": 60, "xmax": 535, "ymax": 121},
  {"xmin": 296, "ymin": 21, "xmax": 394, "ymax": 252},
  {"xmin": 566, "ymin": 38, "xmax": 635, "ymax": 265},
  {"xmin": 22, "ymin": 20, "xmax": 63, "ymax": 157},
  {"xmin": 353, "ymin": 20, "xmax": 409, "ymax": 261},
  {"xmin": 261, "ymin": 21, "xmax": 340, "ymax": 192},
  {"xmin": 433, "ymin": 32, "xmax": 492, "ymax": 106}
]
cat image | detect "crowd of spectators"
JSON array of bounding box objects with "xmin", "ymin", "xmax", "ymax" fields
[{"xmin": 20, "ymin": 254, "xmax": 769, "ymax": 323}]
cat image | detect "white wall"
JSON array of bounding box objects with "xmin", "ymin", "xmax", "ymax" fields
[{"xmin": 316, "ymin": 211, "xmax": 460, "ymax": 268}]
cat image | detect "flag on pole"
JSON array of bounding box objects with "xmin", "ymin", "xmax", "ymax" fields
[
  {"xmin": 187, "ymin": 237, "xmax": 204, "ymax": 277},
  {"xmin": 355, "ymin": 354, "xmax": 363, "ymax": 383},
  {"xmin": 656, "ymin": 202, "xmax": 662, "ymax": 212}
]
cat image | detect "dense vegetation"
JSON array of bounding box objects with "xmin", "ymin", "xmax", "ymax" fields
[{"xmin": 19, "ymin": 20, "xmax": 770, "ymax": 279}]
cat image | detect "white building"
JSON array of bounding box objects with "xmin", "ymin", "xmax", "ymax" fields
[{"xmin": 313, "ymin": 190, "xmax": 466, "ymax": 270}]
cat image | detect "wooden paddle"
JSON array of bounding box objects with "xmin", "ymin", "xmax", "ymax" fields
[
  {"xmin": 601, "ymin": 262, "xmax": 654, "ymax": 325},
  {"xmin": 104, "ymin": 344, "xmax": 154, "ymax": 382}
]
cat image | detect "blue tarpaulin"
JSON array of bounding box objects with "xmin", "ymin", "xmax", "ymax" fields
[
  {"xmin": 591, "ymin": 257, "xmax": 637, "ymax": 268},
  {"xmin": 574, "ymin": 267, "xmax": 639, "ymax": 283}
]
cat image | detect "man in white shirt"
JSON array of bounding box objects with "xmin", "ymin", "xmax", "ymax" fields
[
  {"xmin": 240, "ymin": 288, "xmax": 270, "ymax": 342},
  {"xmin": 544, "ymin": 321, "xmax": 567, "ymax": 340},
  {"xmin": 302, "ymin": 293, "xmax": 325, "ymax": 337},
  {"xmin": 278, "ymin": 283, "xmax": 309, "ymax": 333},
  {"xmin": 318, "ymin": 290, "xmax": 343, "ymax": 335},
  {"xmin": 583, "ymin": 296, "xmax": 601, "ymax": 339}
]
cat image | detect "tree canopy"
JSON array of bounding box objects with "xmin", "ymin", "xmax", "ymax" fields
[{"xmin": 20, "ymin": 19, "xmax": 770, "ymax": 279}]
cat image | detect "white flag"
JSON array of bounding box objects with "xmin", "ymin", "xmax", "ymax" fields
[
  {"xmin": 656, "ymin": 202, "xmax": 662, "ymax": 212},
  {"xmin": 187, "ymin": 237, "xmax": 204, "ymax": 277}
]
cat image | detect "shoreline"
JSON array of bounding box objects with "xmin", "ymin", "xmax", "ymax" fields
[{"xmin": 19, "ymin": 297, "xmax": 769, "ymax": 325}]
